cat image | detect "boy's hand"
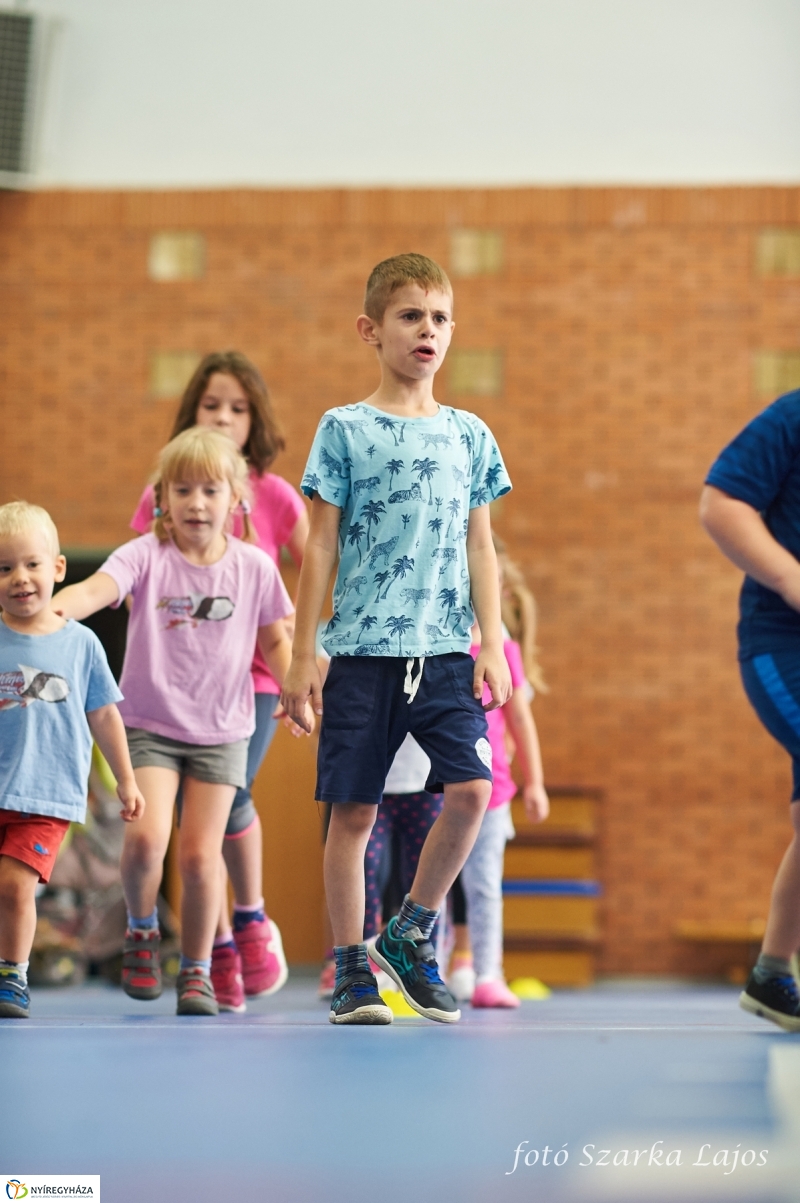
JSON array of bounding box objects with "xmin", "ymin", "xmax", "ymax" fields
[
  {"xmin": 117, "ymin": 778, "xmax": 145, "ymax": 822},
  {"xmin": 473, "ymin": 645, "xmax": 512, "ymax": 711},
  {"xmin": 523, "ymin": 782, "xmax": 550, "ymax": 824},
  {"xmin": 273, "ymin": 699, "xmax": 316, "ymax": 738},
  {"xmin": 281, "ymin": 654, "xmax": 323, "ymax": 733}
]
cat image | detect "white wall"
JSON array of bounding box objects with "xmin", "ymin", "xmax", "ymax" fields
[{"xmin": 26, "ymin": 0, "xmax": 800, "ymax": 187}]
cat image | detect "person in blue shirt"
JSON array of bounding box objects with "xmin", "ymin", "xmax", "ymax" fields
[
  {"xmin": 703, "ymin": 388, "xmax": 800, "ymax": 1030},
  {"xmin": 282, "ymin": 253, "xmax": 513, "ymax": 1025},
  {"xmin": 0, "ymin": 502, "xmax": 144, "ymax": 1020}
]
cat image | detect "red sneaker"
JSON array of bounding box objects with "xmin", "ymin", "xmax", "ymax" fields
[
  {"xmin": 234, "ymin": 916, "xmax": 288, "ymax": 997},
  {"xmin": 121, "ymin": 928, "xmax": 162, "ymax": 1000},
  {"xmin": 211, "ymin": 943, "xmax": 246, "ymax": 1013}
]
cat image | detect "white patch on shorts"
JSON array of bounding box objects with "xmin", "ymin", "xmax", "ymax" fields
[{"xmin": 475, "ymin": 737, "xmax": 492, "ymax": 769}]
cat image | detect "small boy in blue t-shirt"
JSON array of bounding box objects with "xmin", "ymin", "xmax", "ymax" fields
[
  {"xmin": 282, "ymin": 253, "xmax": 512, "ymax": 1024},
  {"xmin": 0, "ymin": 502, "xmax": 144, "ymax": 1019},
  {"xmin": 703, "ymin": 388, "xmax": 800, "ymax": 1031}
]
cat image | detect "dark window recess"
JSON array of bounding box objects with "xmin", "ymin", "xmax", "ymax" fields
[
  {"xmin": 58, "ymin": 556, "xmax": 128, "ymax": 683},
  {"xmin": 0, "ymin": 11, "xmax": 33, "ymax": 174}
]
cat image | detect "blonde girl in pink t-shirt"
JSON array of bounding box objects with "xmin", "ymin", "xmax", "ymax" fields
[
  {"xmin": 130, "ymin": 352, "xmax": 308, "ymax": 1012},
  {"xmin": 457, "ymin": 543, "xmax": 549, "ymax": 1008},
  {"xmin": 55, "ymin": 428, "xmax": 313, "ymax": 1016}
]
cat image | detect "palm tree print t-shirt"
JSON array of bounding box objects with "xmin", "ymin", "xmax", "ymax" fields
[{"xmin": 301, "ymin": 403, "xmax": 511, "ymax": 657}]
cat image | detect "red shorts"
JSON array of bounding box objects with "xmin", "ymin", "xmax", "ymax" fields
[{"xmin": 0, "ymin": 809, "xmax": 70, "ymax": 882}]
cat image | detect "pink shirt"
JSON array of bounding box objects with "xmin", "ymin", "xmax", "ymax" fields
[
  {"xmin": 469, "ymin": 639, "xmax": 527, "ymax": 809},
  {"xmin": 131, "ymin": 470, "xmax": 305, "ymax": 694},
  {"xmin": 101, "ymin": 534, "xmax": 293, "ymax": 745}
]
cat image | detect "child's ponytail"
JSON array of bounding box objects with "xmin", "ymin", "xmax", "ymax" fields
[{"xmin": 493, "ymin": 535, "xmax": 548, "ymax": 695}]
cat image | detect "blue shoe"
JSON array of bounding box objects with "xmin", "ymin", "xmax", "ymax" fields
[
  {"xmin": 371, "ymin": 917, "xmax": 460, "ymax": 1023},
  {"xmin": 0, "ymin": 966, "xmax": 30, "ymax": 1018},
  {"xmin": 740, "ymin": 971, "xmax": 800, "ymax": 1032},
  {"xmin": 329, "ymin": 971, "xmax": 393, "ymax": 1025}
]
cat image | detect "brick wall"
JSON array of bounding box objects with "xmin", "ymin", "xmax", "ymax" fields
[{"xmin": 2, "ymin": 185, "xmax": 799, "ymax": 974}]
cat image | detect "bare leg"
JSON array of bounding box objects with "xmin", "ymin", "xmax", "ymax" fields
[
  {"xmin": 120, "ymin": 766, "xmax": 179, "ymax": 919},
  {"xmin": 0, "ymin": 856, "xmax": 40, "ymax": 962},
  {"xmin": 179, "ymin": 778, "xmax": 236, "ymax": 961},
  {"xmin": 324, "ymin": 803, "xmax": 377, "ymax": 946},
  {"xmin": 215, "ymin": 860, "xmax": 232, "ymax": 939},
  {"xmin": 762, "ymin": 801, "xmax": 800, "ymax": 958},
  {"xmin": 408, "ymin": 779, "xmax": 491, "ymax": 911},
  {"xmin": 221, "ymin": 816, "xmax": 264, "ymax": 908}
]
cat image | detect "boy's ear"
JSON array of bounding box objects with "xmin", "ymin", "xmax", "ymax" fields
[
  {"xmin": 54, "ymin": 554, "xmax": 67, "ymax": 583},
  {"xmin": 356, "ymin": 313, "xmax": 381, "ymax": 347}
]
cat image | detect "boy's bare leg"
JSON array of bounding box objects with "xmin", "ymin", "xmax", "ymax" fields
[
  {"xmin": 408, "ymin": 778, "xmax": 491, "ymax": 911},
  {"xmin": 179, "ymin": 778, "xmax": 236, "ymax": 961},
  {"xmin": 221, "ymin": 816, "xmax": 263, "ymax": 909},
  {"xmin": 0, "ymin": 856, "xmax": 39, "ymax": 962},
  {"xmin": 761, "ymin": 801, "xmax": 800, "ymax": 957},
  {"xmin": 324, "ymin": 803, "xmax": 377, "ymax": 946},
  {"xmin": 120, "ymin": 766, "xmax": 179, "ymax": 918}
]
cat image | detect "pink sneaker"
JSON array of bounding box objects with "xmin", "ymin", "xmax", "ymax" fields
[
  {"xmin": 318, "ymin": 959, "xmax": 336, "ymax": 999},
  {"xmin": 210, "ymin": 944, "xmax": 246, "ymax": 1013},
  {"xmin": 471, "ymin": 979, "xmax": 521, "ymax": 1009},
  {"xmin": 233, "ymin": 916, "xmax": 288, "ymax": 997}
]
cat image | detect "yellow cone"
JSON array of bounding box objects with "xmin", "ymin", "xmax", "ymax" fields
[{"xmin": 509, "ymin": 977, "xmax": 551, "ymax": 1000}]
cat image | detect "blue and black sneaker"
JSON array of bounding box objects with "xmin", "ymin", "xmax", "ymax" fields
[
  {"xmin": 740, "ymin": 970, "xmax": 800, "ymax": 1032},
  {"xmin": 0, "ymin": 966, "xmax": 30, "ymax": 1019},
  {"xmin": 371, "ymin": 918, "xmax": 460, "ymax": 1023},
  {"xmin": 329, "ymin": 971, "xmax": 393, "ymax": 1025}
]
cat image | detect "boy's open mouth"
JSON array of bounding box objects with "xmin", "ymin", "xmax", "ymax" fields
[{"xmin": 413, "ymin": 345, "xmax": 436, "ymax": 361}]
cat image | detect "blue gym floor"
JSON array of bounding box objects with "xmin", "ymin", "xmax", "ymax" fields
[{"xmin": 3, "ymin": 976, "xmax": 800, "ymax": 1203}]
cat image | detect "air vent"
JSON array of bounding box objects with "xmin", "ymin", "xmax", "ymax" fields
[
  {"xmin": 0, "ymin": 10, "xmax": 33, "ymax": 175},
  {"xmin": 756, "ymin": 230, "xmax": 800, "ymax": 278},
  {"xmin": 448, "ymin": 349, "xmax": 503, "ymax": 397},
  {"xmin": 150, "ymin": 352, "xmax": 202, "ymax": 399},
  {"xmin": 753, "ymin": 351, "xmax": 800, "ymax": 398},
  {"xmin": 450, "ymin": 230, "xmax": 503, "ymax": 277},
  {"xmin": 148, "ymin": 232, "xmax": 206, "ymax": 282}
]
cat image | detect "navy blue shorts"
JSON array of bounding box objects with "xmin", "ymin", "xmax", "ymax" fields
[
  {"xmin": 316, "ymin": 653, "xmax": 492, "ymax": 805},
  {"xmin": 741, "ymin": 652, "xmax": 800, "ymax": 800}
]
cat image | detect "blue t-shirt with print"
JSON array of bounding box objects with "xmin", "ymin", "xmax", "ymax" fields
[
  {"xmin": 0, "ymin": 618, "xmax": 123, "ymax": 822},
  {"xmin": 706, "ymin": 389, "xmax": 800, "ymax": 659},
  {"xmin": 301, "ymin": 403, "xmax": 511, "ymax": 657}
]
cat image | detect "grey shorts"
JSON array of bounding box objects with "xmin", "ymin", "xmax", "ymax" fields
[{"xmin": 125, "ymin": 728, "xmax": 249, "ymax": 789}]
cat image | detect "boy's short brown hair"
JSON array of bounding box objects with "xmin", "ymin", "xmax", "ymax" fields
[{"xmin": 364, "ymin": 253, "xmax": 453, "ymax": 323}]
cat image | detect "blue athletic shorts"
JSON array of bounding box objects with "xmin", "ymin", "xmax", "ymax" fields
[
  {"xmin": 741, "ymin": 652, "xmax": 800, "ymax": 800},
  {"xmin": 316, "ymin": 653, "xmax": 492, "ymax": 805}
]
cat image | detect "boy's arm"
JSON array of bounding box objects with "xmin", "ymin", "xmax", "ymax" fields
[
  {"xmin": 53, "ymin": 572, "xmax": 120, "ymax": 621},
  {"xmin": 281, "ymin": 495, "xmax": 341, "ymax": 731},
  {"xmin": 504, "ymin": 688, "xmax": 549, "ymax": 823},
  {"xmin": 257, "ymin": 620, "xmax": 315, "ymax": 735},
  {"xmin": 466, "ymin": 505, "xmax": 512, "ymax": 710},
  {"xmin": 700, "ymin": 485, "xmax": 800, "ymax": 610},
  {"xmin": 86, "ymin": 704, "xmax": 145, "ymax": 821}
]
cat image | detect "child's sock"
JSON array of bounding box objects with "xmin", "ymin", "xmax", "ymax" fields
[
  {"xmin": 213, "ymin": 932, "xmax": 236, "ymax": 953},
  {"xmin": 127, "ymin": 907, "xmax": 159, "ymax": 932},
  {"xmin": 180, "ymin": 955, "xmax": 211, "ymax": 975},
  {"xmin": 394, "ymin": 894, "xmax": 438, "ymax": 941},
  {"xmin": 0, "ymin": 958, "xmax": 29, "ymax": 985},
  {"xmin": 233, "ymin": 899, "xmax": 266, "ymax": 931},
  {"xmin": 753, "ymin": 953, "xmax": 792, "ymax": 983},
  {"xmin": 333, "ymin": 943, "xmax": 369, "ymax": 988}
]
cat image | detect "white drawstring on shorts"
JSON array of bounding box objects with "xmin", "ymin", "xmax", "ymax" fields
[{"xmin": 403, "ymin": 656, "xmax": 425, "ymax": 704}]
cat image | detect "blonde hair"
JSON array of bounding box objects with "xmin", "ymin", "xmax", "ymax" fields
[
  {"xmin": 150, "ymin": 428, "xmax": 254, "ymax": 543},
  {"xmin": 364, "ymin": 253, "xmax": 453, "ymax": 323},
  {"xmin": 494, "ymin": 535, "xmax": 548, "ymax": 695},
  {"xmin": 0, "ymin": 500, "xmax": 60, "ymax": 558}
]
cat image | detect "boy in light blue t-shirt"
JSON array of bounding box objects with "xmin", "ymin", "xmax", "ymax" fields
[
  {"xmin": 283, "ymin": 253, "xmax": 513, "ymax": 1025},
  {"xmin": 0, "ymin": 502, "xmax": 144, "ymax": 1019}
]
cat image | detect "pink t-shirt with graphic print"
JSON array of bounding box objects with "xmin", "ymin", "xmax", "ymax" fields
[
  {"xmin": 130, "ymin": 471, "xmax": 305, "ymax": 694},
  {"xmin": 100, "ymin": 534, "xmax": 293, "ymax": 745},
  {"xmin": 469, "ymin": 639, "xmax": 528, "ymax": 810}
]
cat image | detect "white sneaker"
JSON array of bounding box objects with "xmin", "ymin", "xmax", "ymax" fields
[{"xmin": 448, "ymin": 963, "xmax": 476, "ymax": 1001}]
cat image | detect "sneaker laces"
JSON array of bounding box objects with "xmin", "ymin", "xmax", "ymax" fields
[{"xmin": 774, "ymin": 974, "xmax": 800, "ymax": 1006}]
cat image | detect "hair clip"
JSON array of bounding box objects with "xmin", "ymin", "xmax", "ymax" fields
[
  {"xmin": 153, "ymin": 506, "xmax": 163, "ymax": 518},
  {"xmin": 240, "ymin": 499, "xmax": 252, "ymax": 515}
]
